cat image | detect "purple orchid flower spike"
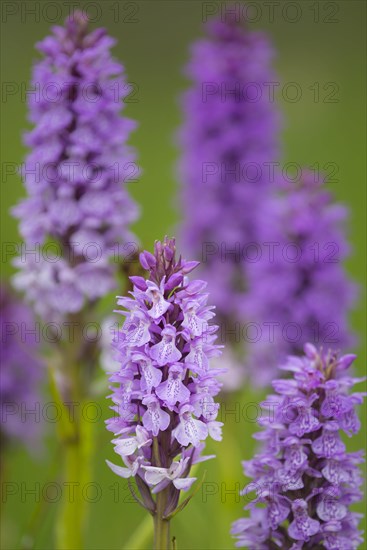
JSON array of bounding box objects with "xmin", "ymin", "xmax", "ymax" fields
[
  {"xmin": 232, "ymin": 344, "xmax": 365, "ymax": 549},
  {"xmin": 178, "ymin": 15, "xmax": 281, "ymax": 312},
  {"xmin": 0, "ymin": 284, "xmax": 44, "ymax": 451},
  {"xmin": 178, "ymin": 14, "xmax": 281, "ymax": 390},
  {"xmin": 106, "ymin": 237, "xmax": 224, "ymax": 549},
  {"xmin": 12, "ymin": 11, "xmax": 139, "ymax": 322},
  {"xmin": 245, "ymin": 171, "xmax": 357, "ymax": 386}
]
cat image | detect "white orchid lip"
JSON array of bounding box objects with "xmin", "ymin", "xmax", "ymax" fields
[{"xmin": 141, "ymin": 458, "xmax": 197, "ymax": 493}]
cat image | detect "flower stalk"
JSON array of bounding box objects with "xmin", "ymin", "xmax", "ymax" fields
[
  {"xmin": 154, "ymin": 488, "xmax": 171, "ymax": 550},
  {"xmin": 12, "ymin": 10, "xmax": 140, "ymax": 548},
  {"xmin": 178, "ymin": 15, "xmax": 281, "ymax": 390},
  {"xmin": 232, "ymin": 344, "xmax": 366, "ymax": 549},
  {"xmin": 106, "ymin": 237, "xmax": 225, "ymax": 547}
]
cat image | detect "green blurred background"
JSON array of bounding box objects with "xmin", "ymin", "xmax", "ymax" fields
[{"xmin": 1, "ymin": 1, "xmax": 366, "ymax": 548}]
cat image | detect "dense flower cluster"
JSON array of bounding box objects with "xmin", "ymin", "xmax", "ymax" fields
[
  {"xmin": 245, "ymin": 172, "xmax": 356, "ymax": 385},
  {"xmin": 232, "ymin": 344, "xmax": 365, "ymax": 549},
  {"xmin": 106, "ymin": 238, "xmax": 224, "ymax": 514},
  {"xmin": 0, "ymin": 284, "xmax": 43, "ymax": 448},
  {"xmin": 13, "ymin": 11, "xmax": 139, "ymax": 321},
  {"xmin": 178, "ymin": 16, "xmax": 280, "ymax": 318}
]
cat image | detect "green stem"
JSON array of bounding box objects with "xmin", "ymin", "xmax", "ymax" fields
[
  {"xmin": 49, "ymin": 356, "xmax": 93, "ymax": 550},
  {"xmin": 154, "ymin": 488, "xmax": 171, "ymax": 550},
  {"xmin": 57, "ymin": 435, "xmax": 84, "ymax": 549},
  {"xmin": 56, "ymin": 399, "xmax": 94, "ymax": 549}
]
